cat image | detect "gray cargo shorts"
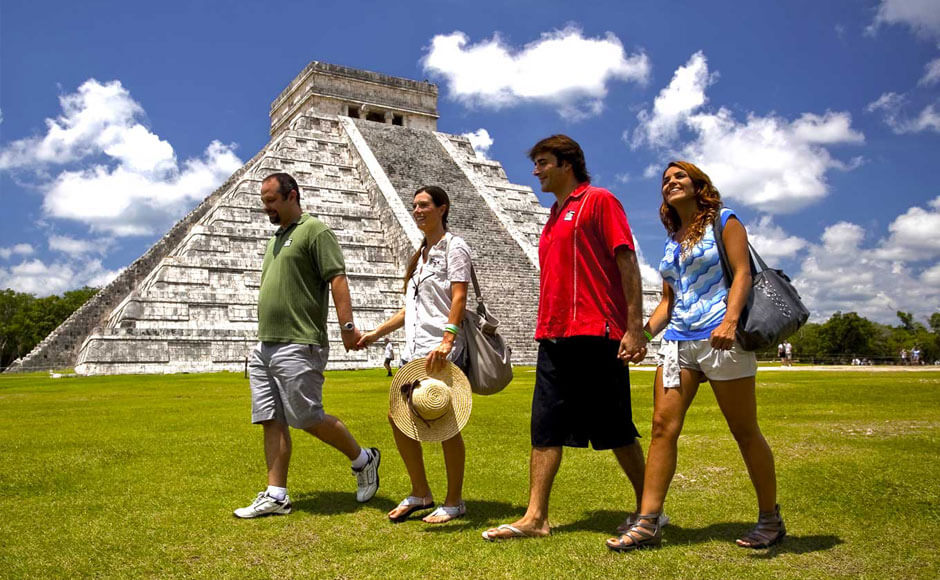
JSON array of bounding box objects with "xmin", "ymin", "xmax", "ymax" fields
[{"xmin": 249, "ymin": 342, "xmax": 329, "ymax": 429}]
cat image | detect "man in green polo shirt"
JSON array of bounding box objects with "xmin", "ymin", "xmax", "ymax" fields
[{"xmin": 234, "ymin": 172, "xmax": 380, "ymax": 519}]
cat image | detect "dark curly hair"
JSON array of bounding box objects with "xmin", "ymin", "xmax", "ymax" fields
[{"xmin": 660, "ymin": 161, "xmax": 723, "ymax": 253}]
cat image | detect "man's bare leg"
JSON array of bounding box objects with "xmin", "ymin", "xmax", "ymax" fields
[
  {"xmin": 483, "ymin": 446, "xmax": 560, "ymax": 539},
  {"xmin": 612, "ymin": 440, "xmax": 645, "ymax": 512},
  {"xmin": 263, "ymin": 420, "xmax": 292, "ymax": 487}
]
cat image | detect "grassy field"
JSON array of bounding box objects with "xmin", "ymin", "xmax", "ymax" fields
[{"xmin": 0, "ymin": 368, "xmax": 938, "ymax": 579}]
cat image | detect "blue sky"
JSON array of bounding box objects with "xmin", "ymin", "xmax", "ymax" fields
[{"xmin": 1, "ymin": 0, "xmax": 938, "ymax": 324}]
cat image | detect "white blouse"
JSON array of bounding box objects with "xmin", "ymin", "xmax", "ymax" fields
[{"xmin": 402, "ymin": 232, "xmax": 472, "ymax": 362}]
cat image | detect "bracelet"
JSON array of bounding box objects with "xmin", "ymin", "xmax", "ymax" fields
[
  {"xmin": 643, "ymin": 329, "xmax": 653, "ymax": 341},
  {"xmin": 444, "ymin": 323, "xmax": 460, "ymax": 336}
]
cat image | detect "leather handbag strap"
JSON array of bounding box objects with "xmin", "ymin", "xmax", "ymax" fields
[{"xmin": 713, "ymin": 208, "xmax": 760, "ymax": 285}]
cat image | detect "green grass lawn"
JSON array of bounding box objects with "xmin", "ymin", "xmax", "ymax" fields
[{"xmin": 1, "ymin": 368, "xmax": 938, "ymax": 579}]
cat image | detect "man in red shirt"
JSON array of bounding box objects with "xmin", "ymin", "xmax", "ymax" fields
[{"xmin": 483, "ymin": 135, "xmax": 649, "ymax": 541}]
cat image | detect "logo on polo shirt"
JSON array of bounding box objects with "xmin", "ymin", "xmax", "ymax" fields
[
  {"xmin": 283, "ymin": 239, "xmax": 292, "ymax": 246},
  {"xmin": 564, "ymin": 210, "xmax": 575, "ymax": 221}
]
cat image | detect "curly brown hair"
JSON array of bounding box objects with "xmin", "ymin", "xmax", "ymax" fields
[{"xmin": 660, "ymin": 161, "xmax": 723, "ymax": 253}]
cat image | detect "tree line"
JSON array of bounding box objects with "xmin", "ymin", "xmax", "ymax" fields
[
  {"xmin": 0, "ymin": 287, "xmax": 99, "ymax": 369},
  {"xmin": 1, "ymin": 286, "xmax": 937, "ymax": 369},
  {"xmin": 757, "ymin": 311, "xmax": 940, "ymax": 364}
]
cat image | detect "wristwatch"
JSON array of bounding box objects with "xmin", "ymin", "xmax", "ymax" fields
[{"xmin": 341, "ymin": 321, "xmax": 355, "ymax": 332}]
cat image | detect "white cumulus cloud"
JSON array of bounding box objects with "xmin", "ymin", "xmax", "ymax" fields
[
  {"xmin": 745, "ymin": 216, "xmax": 809, "ymax": 262},
  {"xmin": 631, "ymin": 52, "xmax": 864, "ymax": 214},
  {"xmin": 0, "ymin": 244, "xmax": 35, "ymax": 260},
  {"xmin": 0, "ymin": 258, "xmax": 120, "ymax": 296},
  {"xmin": 48, "ymin": 235, "xmax": 110, "ymax": 257},
  {"xmin": 423, "ymin": 27, "xmax": 650, "ymax": 119},
  {"xmin": 0, "ymin": 79, "xmax": 243, "ymax": 237},
  {"xmin": 869, "ymin": 0, "xmax": 940, "ymax": 39},
  {"xmin": 792, "ymin": 199, "xmax": 940, "ymax": 324},
  {"xmin": 875, "ymin": 196, "xmax": 940, "ymax": 261},
  {"xmin": 631, "ymin": 51, "xmax": 714, "ymax": 147},
  {"xmin": 461, "ymin": 128, "xmax": 494, "ymax": 158}
]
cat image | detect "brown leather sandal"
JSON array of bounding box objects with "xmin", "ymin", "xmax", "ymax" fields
[{"xmin": 736, "ymin": 504, "xmax": 786, "ymax": 549}]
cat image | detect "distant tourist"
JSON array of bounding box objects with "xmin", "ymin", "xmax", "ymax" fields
[
  {"xmin": 383, "ymin": 339, "xmax": 395, "ymax": 377},
  {"xmin": 482, "ymin": 135, "xmax": 648, "ymax": 541},
  {"xmin": 233, "ymin": 172, "xmax": 380, "ymax": 519},
  {"xmin": 912, "ymin": 347, "xmax": 921, "ymax": 365},
  {"xmin": 777, "ymin": 343, "xmax": 785, "ymax": 364},
  {"xmin": 900, "ymin": 348, "xmax": 908, "ymax": 365},
  {"xmin": 607, "ymin": 161, "xmax": 784, "ymax": 552},
  {"xmin": 358, "ymin": 185, "xmax": 472, "ymax": 524},
  {"xmin": 784, "ymin": 341, "xmax": 793, "ymax": 367}
]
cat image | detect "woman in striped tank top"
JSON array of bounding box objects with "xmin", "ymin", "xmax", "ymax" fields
[{"xmin": 608, "ymin": 161, "xmax": 784, "ymax": 552}]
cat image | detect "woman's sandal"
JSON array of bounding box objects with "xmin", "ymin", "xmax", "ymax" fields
[
  {"xmin": 736, "ymin": 504, "xmax": 786, "ymax": 549},
  {"xmin": 422, "ymin": 501, "xmax": 466, "ymax": 524},
  {"xmin": 616, "ymin": 512, "xmax": 670, "ymax": 534},
  {"xmin": 388, "ymin": 496, "xmax": 434, "ymax": 523},
  {"xmin": 606, "ymin": 513, "xmax": 664, "ymax": 552}
]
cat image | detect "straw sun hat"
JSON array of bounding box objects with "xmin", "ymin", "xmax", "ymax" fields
[{"xmin": 389, "ymin": 359, "xmax": 472, "ymax": 442}]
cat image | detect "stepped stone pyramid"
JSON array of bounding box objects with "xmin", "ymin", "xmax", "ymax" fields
[{"xmin": 9, "ymin": 61, "xmax": 659, "ymax": 375}]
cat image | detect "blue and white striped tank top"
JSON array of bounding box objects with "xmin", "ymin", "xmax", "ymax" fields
[{"xmin": 659, "ymin": 208, "xmax": 735, "ymax": 341}]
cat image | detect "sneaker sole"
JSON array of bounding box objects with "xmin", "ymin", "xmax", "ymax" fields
[{"xmin": 233, "ymin": 504, "xmax": 292, "ymax": 519}]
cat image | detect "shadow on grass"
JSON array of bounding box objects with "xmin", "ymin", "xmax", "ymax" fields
[
  {"xmin": 393, "ymin": 499, "xmax": 523, "ymax": 534},
  {"xmin": 557, "ymin": 510, "xmax": 842, "ymax": 556},
  {"xmin": 292, "ymin": 491, "xmax": 398, "ymax": 515}
]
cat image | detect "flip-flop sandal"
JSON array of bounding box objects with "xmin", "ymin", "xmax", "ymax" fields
[
  {"xmin": 422, "ymin": 501, "xmax": 466, "ymax": 524},
  {"xmin": 481, "ymin": 524, "xmax": 546, "ymax": 541},
  {"xmin": 388, "ymin": 496, "xmax": 434, "ymax": 523}
]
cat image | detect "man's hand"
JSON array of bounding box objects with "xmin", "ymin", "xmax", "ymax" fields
[
  {"xmin": 341, "ymin": 326, "xmax": 362, "ymax": 352},
  {"xmin": 617, "ymin": 328, "xmax": 648, "ymax": 364}
]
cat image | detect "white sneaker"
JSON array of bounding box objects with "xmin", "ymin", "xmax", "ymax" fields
[
  {"xmin": 233, "ymin": 492, "xmax": 292, "ymax": 518},
  {"xmin": 353, "ymin": 447, "xmax": 380, "ymax": 502}
]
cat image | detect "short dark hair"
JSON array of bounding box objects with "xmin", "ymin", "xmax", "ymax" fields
[
  {"xmin": 528, "ymin": 134, "xmax": 590, "ymax": 183},
  {"xmin": 263, "ymin": 172, "xmax": 301, "ymax": 202}
]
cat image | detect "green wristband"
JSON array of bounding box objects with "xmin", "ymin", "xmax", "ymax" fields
[
  {"xmin": 643, "ymin": 330, "xmax": 653, "ymax": 341},
  {"xmin": 444, "ymin": 323, "xmax": 460, "ymax": 336}
]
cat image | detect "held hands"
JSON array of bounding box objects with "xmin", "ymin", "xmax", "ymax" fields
[
  {"xmin": 617, "ymin": 329, "xmax": 648, "ymax": 365},
  {"xmin": 341, "ymin": 326, "xmax": 363, "ymax": 352},
  {"xmin": 709, "ymin": 320, "xmax": 736, "ymax": 350},
  {"xmin": 425, "ymin": 340, "xmax": 453, "ymax": 374},
  {"xmin": 356, "ymin": 330, "xmax": 379, "ymax": 350}
]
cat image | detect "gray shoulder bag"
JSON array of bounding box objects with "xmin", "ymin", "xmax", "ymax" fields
[{"xmin": 713, "ymin": 210, "xmax": 809, "ymax": 351}]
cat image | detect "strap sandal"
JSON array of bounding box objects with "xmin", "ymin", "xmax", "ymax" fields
[
  {"xmin": 422, "ymin": 501, "xmax": 466, "ymax": 523},
  {"xmin": 736, "ymin": 504, "xmax": 786, "ymax": 549},
  {"xmin": 388, "ymin": 496, "xmax": 434, "ymax": 523},
  {"xmin": 606, "ymin": 513, "xmax": 664, "ymax": 552},
  {"xmin": 617, "ymin": 511, "xmax": 670, "ymax": 534}
]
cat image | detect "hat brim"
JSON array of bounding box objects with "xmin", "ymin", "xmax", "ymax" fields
[{"xmin": 389, "ymin": 360, "xmax": 472, "ymax": 442}]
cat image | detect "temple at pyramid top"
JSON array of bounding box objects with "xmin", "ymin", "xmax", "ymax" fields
[
  {"xmin": 269, "ymin": 61, "xmax": 440, "ymax": 135},
  {"xmin": 7, "ymin": 61, "xmax": 659, "ymax": 375}
]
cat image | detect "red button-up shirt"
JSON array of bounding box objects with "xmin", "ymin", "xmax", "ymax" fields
[{"xmin": 535, "ymin": 183, "xmax": 635, "ymax": 340}]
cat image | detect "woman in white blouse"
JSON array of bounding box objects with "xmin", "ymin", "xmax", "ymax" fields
[{"xmin": 358, "ymin": 185, "xmax": 471, "ymax": 524}]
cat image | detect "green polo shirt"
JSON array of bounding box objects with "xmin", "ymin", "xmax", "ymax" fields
[{"xmin": 257, "ymin": 214, "xmax": 346, "ymax": 346}]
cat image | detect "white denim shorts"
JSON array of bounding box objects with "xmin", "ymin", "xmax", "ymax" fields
[{"xmin": 656, "ymin": 339, "xmax": 757, "ymax": 388}]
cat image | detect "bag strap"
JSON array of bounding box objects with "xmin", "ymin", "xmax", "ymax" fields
[
  {"xmin": 444, "ymin": 233, "xmax": 486, "ymax": 306},
  {"xmin": 712, "ymin": 208, "xmax": 761, "ymax": 287}
]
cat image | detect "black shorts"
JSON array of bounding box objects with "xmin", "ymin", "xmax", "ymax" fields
[{"xmin": 531, "ymin": 337, "xmax": 641, "ymax": 450}]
